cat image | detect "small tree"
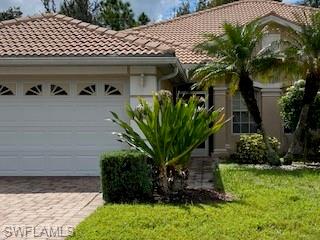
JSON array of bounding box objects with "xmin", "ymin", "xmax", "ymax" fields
[
  {"xmin": 138, "ymin": 12, "xmax": 150, "ymax": 26},
  {"xmin": 60, "ymin": 0, "xmax": 100, "ymax": 24},
  {"xmin": 173, "ymin": 1, "xmax": 191, "ymax": 17},
  {"xmin": 99, "ymin": 0, "xmax": 136, "ymax": 30},
  {"xmin": 41, "ymin": 0, "xmax": 57, "ymax": 13},
  {"xmin": 110, "ymin": 91, "xmax": 226, "ymax": 195}
]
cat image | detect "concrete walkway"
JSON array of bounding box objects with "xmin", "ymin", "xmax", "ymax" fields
[
  {"xmin": 187, "ymin": 157, "xmax": 215, "ymax": 189},
  {"xmin": 0, "ymin": 177, "xmax": 103, "ymax": 240}
]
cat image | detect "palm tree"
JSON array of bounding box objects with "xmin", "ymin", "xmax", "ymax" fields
[
  {"xmin": 192, "ymin": 21, "xmax": 281, "ymax": 166},
  {"xmin": 282, "ymin": 12, "xmax": 320, "ymax": 163}
]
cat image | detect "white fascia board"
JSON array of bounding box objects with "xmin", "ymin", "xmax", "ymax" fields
[{"xmin": 257, "ymin": 15, "xmax": 302, "ymax": 32}]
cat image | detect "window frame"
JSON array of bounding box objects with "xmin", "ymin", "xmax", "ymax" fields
[{"xmin": 231, "ymin": 90, "xmax": 261, "ymax": 135}]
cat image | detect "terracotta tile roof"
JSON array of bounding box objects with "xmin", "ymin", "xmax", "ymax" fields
[
  {"xmin": 124, "ymin": 0, "xmax": 318, "ymax": 64},
  {"xmin": 0, "ymin": 13, "xmax": 174, "ymax": 57}
]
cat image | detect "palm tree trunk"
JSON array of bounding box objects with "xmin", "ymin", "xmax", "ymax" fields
[
  {"xmin": 158, "ymin": 165, "xmax": 169, "ymax": 196},
  {"xmin": 239, "ymin": 72, "xmax": 281, "ymax": 166},
  {"xmin": 284, "ymin": 72, "xmax": 320, "ymax": 164}
]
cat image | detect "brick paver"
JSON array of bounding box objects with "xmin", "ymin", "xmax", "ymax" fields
[{"xmin": 0, "ymin": 177, "xmax": 103, "ymax": 240}]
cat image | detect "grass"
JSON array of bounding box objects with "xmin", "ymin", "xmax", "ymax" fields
[{"xmin": 68, "ymin": 164, "xmax": 320, "ymax": 240}]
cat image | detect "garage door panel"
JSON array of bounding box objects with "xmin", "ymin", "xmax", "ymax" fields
[
  {"xmin": 0, "ymin": 130, "xmax": 18, "ymax": 145},
  {"xmin": 21, "ymin": 156, "xmax": 46, "ymax": 171},
  {"xmin": 0, "ymin": 107, "xmax": 20, "ymax": 121},
  {"xmin": 46, "ymin": 156, "xmax": 74, "ymax": 171},
  {"xmin": 0, "ymin": 156, "xmax": 20, "ymax": 171},
  {"xmin": 22, "ymin": 131, "xmax": 47, "ymax": 146},
  {"xmin": 46, "ymin": 131, "xmax": 74, "ymax": 146},
  {"xmin": 75, "ymin": 156, "xmax": 100, "ymax": 172}
]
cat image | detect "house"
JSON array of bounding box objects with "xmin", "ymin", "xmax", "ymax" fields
[{"xmin": 0, "ymin": 0, "xmax": 315, "ymax": 176}]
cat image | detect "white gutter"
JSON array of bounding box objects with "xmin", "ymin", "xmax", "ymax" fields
[
  {"xmin": 158, "ymin": 66, "xmax": 179, "ymax": 89},
  {"xmin": 0, "ymin": 56, "xmax": 180, "ymax": 66}
]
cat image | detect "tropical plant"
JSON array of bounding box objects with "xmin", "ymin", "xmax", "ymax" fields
[
  {"xmin": 110, "ymin": 90, "xmax": 226, "ymax": 194},
  {"xmin": 192, "ymin": 21, "xmax": 281, "ymax": 166},
  {"xmin": 281, "ymin": 12, "xmax": 320, "ymax": 163}
]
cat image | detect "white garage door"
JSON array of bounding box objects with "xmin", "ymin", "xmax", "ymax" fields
[{"xmin": 0, "ymin": 79, "xmax": 128, "ymax": 176}]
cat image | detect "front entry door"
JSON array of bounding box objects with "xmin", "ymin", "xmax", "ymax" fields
[{"xmin": 178, "ymin": 91, "xmax": 209, "ymax": 157}]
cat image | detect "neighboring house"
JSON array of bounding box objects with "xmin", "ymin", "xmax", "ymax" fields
[{"xmin": 0, "ymin": 0, "xmax": 315, "ymax": 176}]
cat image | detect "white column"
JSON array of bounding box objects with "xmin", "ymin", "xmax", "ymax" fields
[
  {"xmin": 129, "ymin": 66, "xmax": 158, "ymax": 132},
  {"xmin": 129, "ymin": 66, "xmax": 158, "ymax": 108}
]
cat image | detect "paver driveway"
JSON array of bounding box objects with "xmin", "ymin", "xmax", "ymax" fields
[{"xmin": 0, "ymin": 177, "xmax": 103, "ymax": 240}]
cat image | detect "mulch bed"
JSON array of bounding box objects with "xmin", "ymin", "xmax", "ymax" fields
[{"xmin": 167, "ymin": 188, "xmax": 234, "ymax": 204}]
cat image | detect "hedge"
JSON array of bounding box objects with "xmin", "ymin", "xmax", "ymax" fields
[
  {"xmin": 100, "ymin": 150, "xmax": 153, "ymax": 203},
  {"xmin": 231, "ymin": 134, "xmax": 280, "ymax": 164}
]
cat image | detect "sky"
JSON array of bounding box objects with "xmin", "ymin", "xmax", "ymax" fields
[{"xmin": 0, "ymin": 0, "xmax": 298, "ymax": 21}]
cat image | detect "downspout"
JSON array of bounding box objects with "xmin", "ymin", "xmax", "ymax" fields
[{"xmin": 158, "ymin": 66, "xmax": 179, "ymax": 90}]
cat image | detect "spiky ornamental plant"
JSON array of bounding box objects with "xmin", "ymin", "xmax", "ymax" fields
[
  {"xmin": 110, "ymin": 90, "xmax": 226, "ymax": 195},
  {"xmin": 192, "ymin": 21, "xmax": 282, "ymax": 166}
]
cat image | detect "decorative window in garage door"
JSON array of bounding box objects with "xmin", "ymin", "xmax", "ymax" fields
[
  {"xmin": 105, "ymin": 84, "xmax": 121, "ymax": 95},
  {"xmin": 78, "ymin": 84, "xmax": 97, "ymax": 96},
  {"xmin": 50, "ymin": 84, "xmax": 68, "ymax": 96},
  {"xmin": 25, "ymin": 84, "xmax": 42, "ymax": 96},
  {"xmin": 0, "ymin": 84, "xmax": 15, "ymax": 95}
]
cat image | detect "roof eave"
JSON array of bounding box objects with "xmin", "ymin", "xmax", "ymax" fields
[{"xmin": 0, "ymin": 55, "xmax": 179, "ymax": 66}]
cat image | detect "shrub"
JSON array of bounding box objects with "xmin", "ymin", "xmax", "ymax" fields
[
  {"xmin": 279, "ymin": 80, "xmax": 320, "ymax": 131},
  {"xmin": 100, "ymin": 150, "xmax": 153, "ymax": 203},
  {"xmin": 231, "ymin": 134, "xmax": 280, "ymax": 164}
]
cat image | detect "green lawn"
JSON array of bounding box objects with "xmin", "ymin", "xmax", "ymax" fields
[{"xmin": 68, "ymin": 165, "xmax": 320, "ymax": 240}]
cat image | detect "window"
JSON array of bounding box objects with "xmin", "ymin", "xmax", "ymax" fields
[
  {"xmin": 25, "ymin": 84, "xmax": 42, "ymax": 96},
  {"xmin": 232, "ymin": 92, "xmax": 258, "ymax": 134},
  {"xmin": 79, "ymin": 84, "xmax": 96, "ymax": 96},
  {"xmin": 50, "ymin": 84, "xmax": 68, "ymax": 96},
  {"xmin": 0, "ymin": 84, "xmax": 14, "ymax": 95},
  {"xmin": 105, "ymin": 84, "xmax": 121, "ymax": 96}
]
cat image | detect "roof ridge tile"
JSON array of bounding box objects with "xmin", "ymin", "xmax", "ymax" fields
[
  {"xmin": 51, "ymin": 14, "xmax": 174, "ymax": 54},
  {"xmin": 126, "ymin": 0, "xmax": 318, "ymax": 32}
]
